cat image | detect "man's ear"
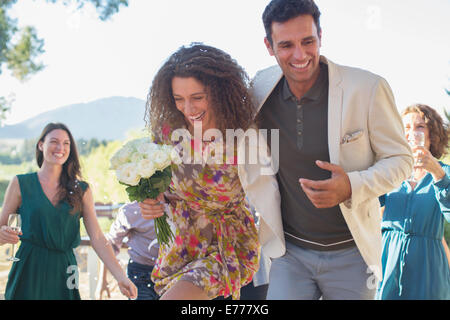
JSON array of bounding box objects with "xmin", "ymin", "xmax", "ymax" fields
[{"xmin": 264, "ymin": 37, "xmax": 275, "ymax": 56}]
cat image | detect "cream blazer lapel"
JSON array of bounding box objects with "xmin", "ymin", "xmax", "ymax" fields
[
  {"xmin": 253, "ymin": 65, "xmax": 283, "ymax": 115},
  {"xmin": 253, "ymin": 57, "xmax": 343, "ymax": 165},
  {"xmin": 247, "ymin": 58, "xmax": 345, "ymax": 259},
  {"xmin": 244, "ymin": 65, "xmax": 285, "ymax": 259},
  {"xmin": 324, "ymin": 56, "xmax": 343, "ymax": 166}
]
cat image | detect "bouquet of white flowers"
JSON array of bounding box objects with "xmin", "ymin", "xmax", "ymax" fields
[{"xmin": 110, "ymin": 137, "xmax": 175, "ymax": 245}]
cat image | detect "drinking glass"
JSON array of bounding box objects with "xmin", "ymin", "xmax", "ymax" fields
[
  {"xmin": 6, "ymin": 213, "xmax": 21, "ymax": 262},
  {"xmin": 408, "ymin": 131, "xmax": 425, "ymax": 182}
]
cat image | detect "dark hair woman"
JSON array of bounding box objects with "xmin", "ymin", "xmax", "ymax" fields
[
  {"xmin": 35, "ymin": 122, "xmax": 84, "ymax": 214},
  {"xmin": 0, "ymin": 122, "xmax": 137, "ymax": 300}
]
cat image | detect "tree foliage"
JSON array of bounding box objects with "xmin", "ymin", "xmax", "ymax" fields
[
  {"xmin": 80, "ymin": 140, "xmax": 128, "ymax": 204},
  {"xmin": 77, "ymin": 137, "xmax": 108, "ymax": 156},
  {"xmin": 45, "ymin": 0, "xmax": 129, "ymax": 21},
  {"xmin": 4, "ymin": 25, "xmax": 44, "ymax": 80},
  {"xmin": 0, "ymin": 94, "xmax": 13, "ymax": 123}
]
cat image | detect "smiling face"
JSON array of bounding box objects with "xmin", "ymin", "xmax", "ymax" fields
[
  {"xmin": 38, "ymin": 129, "xmax": 71, "ymax": 166},
  {"xmin": 402, "ymin": 112, "xmax": 431, "ymax": 151},
  {"xmin": 172, "ymin": 76, "xmax": 216, "ymax": 133},
  {"xmin": 265, "ymin": 14, "xmax": 322, "ymax": 99}
]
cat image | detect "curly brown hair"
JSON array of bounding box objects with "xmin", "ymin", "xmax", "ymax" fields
[
  {"xmin": 145, "ymin": 43, "xmax": 255, "ymax": 142},
  {"xmin": 402, "ymin": 104, "xmax": 449, "ymax": 159}
]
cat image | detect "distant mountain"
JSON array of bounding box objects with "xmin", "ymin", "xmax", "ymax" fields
[{"xmin": 0, "ymin": 97, "xmax": 148, "ymax": 140}]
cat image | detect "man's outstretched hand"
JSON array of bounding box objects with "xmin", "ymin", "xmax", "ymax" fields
[{"xmin": 299, "ymin": 160, "xmax": 352, "ymax": 208}]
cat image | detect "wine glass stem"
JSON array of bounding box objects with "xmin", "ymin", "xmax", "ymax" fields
[{"xmin": 10, "ymin": 244, "xmax": 15, "ymax": 259}]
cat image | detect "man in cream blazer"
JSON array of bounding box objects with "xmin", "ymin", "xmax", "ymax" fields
[{"xmin": 239, "ymin": 0, "xmax": 413, "ymax": 300}]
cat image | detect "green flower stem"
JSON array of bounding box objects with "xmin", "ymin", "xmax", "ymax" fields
[
  {"xmin": 155, "ymin": 214, "xmax": 174, "ymax": 245},
  {"xmin": 122, "ymin": 167, "xmax": 174, "ymax": 246}
]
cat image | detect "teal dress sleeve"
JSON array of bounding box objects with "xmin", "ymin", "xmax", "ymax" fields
[
  {"xmin": 378, "ymin": 194, "xmax": 386, "ymax": 207},
  {"xmin": 432, "ymin": 163, "xmax": 450, "ymax": 222},
  {"xmin": 79, "ymin": 180, "xmax": 89, "ymax": 193},
  {"xmin": 376, "ymin": 162, "xmax": 450, "ymax": 300}
]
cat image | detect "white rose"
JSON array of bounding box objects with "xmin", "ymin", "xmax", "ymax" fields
[
  {"xmin": 138, "ymin": 142, "xmax": 158, "ymax": 156},
  {"xmin": 110, "ymin": 145, "xmax": 132, "ymax": 169},
  {"xmin": 137, "ymin": 158, "xmax": 156, "ymax": 178},
  {"xmin": 153, "ymin": 149, "xmax": 171, "ymax": 171},
  {"xmin": 130, "ymin": 150, "xmax": 144, "ymax": 163},
  {"xmin": 121, "ymin": 141, "xmax": 136, "ymax": 154},
  {"xmin": 116, "ymin": 163, "xmax": 141, "ymax": 186}
]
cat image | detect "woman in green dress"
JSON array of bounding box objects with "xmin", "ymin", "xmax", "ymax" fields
[{"xmin": 0, "ymin": 123, "xmax": 137, "ymax": 300}]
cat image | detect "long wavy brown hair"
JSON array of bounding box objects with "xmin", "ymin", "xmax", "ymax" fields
[
  {"xmin": 402, "ymin": 104, "xmax": 449, "ymax": 159},
  {"xmin": 36, "ymin": 123, "xmax": 85, "ymax": 215},
  {"xmin": 145, "ymin": 43, "xmax": 255, "ymax": 142}
]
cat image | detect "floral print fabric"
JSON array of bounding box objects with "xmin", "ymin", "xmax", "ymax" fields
[{"xmin": 151, "ymin": 133, "xmax": 260, "ymax": 300}]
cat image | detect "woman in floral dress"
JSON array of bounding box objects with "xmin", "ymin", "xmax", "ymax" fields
[{"xmin": 139, "ymin": 44, "xmax": 268, "ymax": 300}]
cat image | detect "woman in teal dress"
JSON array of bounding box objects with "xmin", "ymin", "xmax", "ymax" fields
[
  {"xmin": 0, "ymin": 123, "xmax": 137, "ymax": 300},
  {"xmin": 376, "ymin": 104, "xmax": 450, "ymax": 299}
]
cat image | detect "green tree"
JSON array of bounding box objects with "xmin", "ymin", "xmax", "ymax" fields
[
  {"xmin": 17, "ymin": 137, "xmax": 37, "ymax": 162},
  {"xmin": 46, "ymin": 0, "xmax": 128, "ymax": 21},
  {"xmin": 0, "ymin": 0, "xmax": 128, "ymax": 122},
  {"xmin": 0, "ymin": 95, "xmax": 14, "ymax": 123},
  {"xmin": 80, "ymin": 128, "xmax": 149, "ymax": 204},
  {"xmin": 0, "ymin": 152, "xmax": 21, "ymax": 164},
  {"xmin": 77, "ymin": 137, "xmax": 108, "ymax": 156},
  {"xmin": 80, "ymin": 140, "xmax": 128, "ymax": 204}
]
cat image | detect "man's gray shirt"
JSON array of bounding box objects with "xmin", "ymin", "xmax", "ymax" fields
[{"xmin": 258, "ymin": 62, "xmax": 354, "ymax": 251}]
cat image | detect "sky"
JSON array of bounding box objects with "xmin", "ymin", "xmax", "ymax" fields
[{"xmin": 0, "ymin": 0, "xmax": 449, "ymax": 125}]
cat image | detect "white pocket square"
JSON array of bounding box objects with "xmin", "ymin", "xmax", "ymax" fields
[{"xmin": 341, "ymin": 130, "xmax": 363, "ymax": 144}]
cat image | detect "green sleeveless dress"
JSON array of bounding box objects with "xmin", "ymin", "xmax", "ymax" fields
[{"xmin": 5, "ymin": 172, "xmax": 88, "ymax": 300}]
